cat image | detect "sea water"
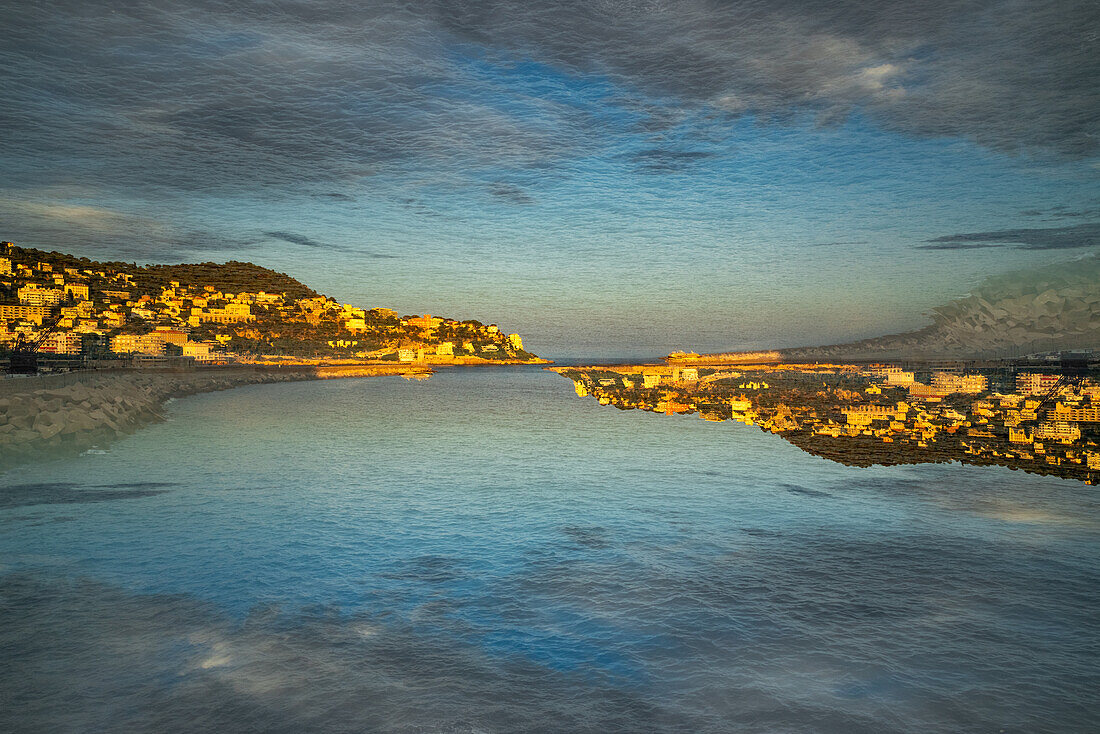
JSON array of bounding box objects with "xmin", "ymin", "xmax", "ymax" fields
[{"xmin": 1, "ymin": 367, "xmax": 1097, "ymax": 732}]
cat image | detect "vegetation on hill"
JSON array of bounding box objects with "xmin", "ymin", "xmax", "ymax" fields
[{"xmin": 4, "ymin": 244, "xmax": 317, "ymax": 301}]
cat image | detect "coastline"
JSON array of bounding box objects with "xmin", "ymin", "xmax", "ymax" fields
[{"xmin": 0, "ymin": 364, "xmax": 429, "ymax": 473}]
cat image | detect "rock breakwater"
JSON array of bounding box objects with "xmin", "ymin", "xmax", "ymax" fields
[{"xmin": 0, "ymin": 365, "xmax": 424, "ymax": 472}]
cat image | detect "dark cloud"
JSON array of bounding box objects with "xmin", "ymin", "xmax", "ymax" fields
[
  {"xmin": 263, "ymin": 231, "xmax": 328, "ymax": 249},
  {"xmin": 0, "ymin": 482, "xmax": 175, "ymax": 509},
  {"xmin": 0, "ymin": 1, "xmax": 1096, "ymax": 259},
  {"xmin": 1, "ymin": 1, "xmax": 1094, "ymax": 199},
  {"xmin": 429, "ymin": 0, "xmax": 1099, "ymax": 157},
  {"xmin": 488, "ymin": 182, "xmax": 534, "ymax": 205},
  {"xmin": 263, "ymin": 231, "xmax": 399, "ymax": 258},
  {"xmin": 919, "ymin": 222, "xmax": 1100, "ymax": 251},
  {"xmin": 917, "ymin": 242, "xmax": 1004, "ymax": 251},
  {"xmin": 628, "ymin": 148, "xmax": 715, "ymax": 174},
  {"xmin": 1020, "ymin": 206, "xmax": 1100, "ymax": 219}
]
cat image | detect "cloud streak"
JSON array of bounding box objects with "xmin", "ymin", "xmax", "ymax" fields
[
  {"xmin": 264, "ymin": 231, "xmax": 399, "ymax": 258},
  {"xmin": 919, "ymin": 223, "xmax": 1100, "ymax": 251}
]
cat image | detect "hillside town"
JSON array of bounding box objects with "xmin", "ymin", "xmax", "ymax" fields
[
  {"xmin": 554, "ymin": 358, "xmax": 1100, "ymax": 484},
  {"xmin": 0, "ymin": 242, "xmax": 542, "ymax": 369}
]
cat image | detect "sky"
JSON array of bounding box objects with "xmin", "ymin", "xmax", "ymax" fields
[{"xmin": 1, "ymin": 1, "xmax": 1098, "ymax": 358}]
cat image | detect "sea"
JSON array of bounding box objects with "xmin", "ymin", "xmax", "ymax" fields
[{"xmin": 1, "ymin": 366, "xmax": 1097, "ymax": 733}]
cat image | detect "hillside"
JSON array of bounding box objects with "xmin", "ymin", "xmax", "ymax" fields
[
  {"xmin": 0, "ymin": 241, "xmax": 542, "ymax": 364},
  {"xmin": 5, "ymin": 245, "xmax": 317, "ymax": 301}
]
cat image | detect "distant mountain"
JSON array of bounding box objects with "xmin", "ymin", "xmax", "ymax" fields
[{"xmin": 701, "ymin": 256, "xmax": 1100, "ymax": 362}]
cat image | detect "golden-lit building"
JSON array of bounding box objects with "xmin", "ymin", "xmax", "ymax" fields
[
  {"xmin": 18, "ymin": 284, "xmax": 64, "ymax": 306},
  {"xmin": 931, "ymin": 372, "xmax": 988, "ymax": 394}
]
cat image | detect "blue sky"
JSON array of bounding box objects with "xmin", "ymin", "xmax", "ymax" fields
[{"xmin": 1, "ymin": 1, "xmax": 1097, "ymax": 357}]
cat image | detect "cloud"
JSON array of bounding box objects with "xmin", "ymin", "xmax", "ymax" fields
[
  {"xmin": 263, "ymin": 231, "xmax": 328, "ymax": 249},
  {"xmin": 917, "ymin": 242, "xmax": 1004, "ymax": 251},
  {"xmin": 919, "ymin": 222, "xmax": 1100, "ymax": 251},
  {"xmin": 488, "ymin": 182, "xmax": 534, "ymax": 204},
  {"xmin": 627, "ymin": 148, "xmax": 715, "ymax": 174},
  {"xmin": 263, "ymin": 230, "xmax": 399, "ymax": 259},
  {"xmin": 430, "ymin": 0, "xmax": 1099, "ymax": 157},
  {"xmin": 0, "ymin": 482, "xmax": 176, "ymax": 509},
  {"xmin": 1020, "ymin": 206, "xmax": 1100, "ymax": 219},
  {"xmin": 1, "ymin": 1, "xmax": 1096, "ymax": 261},
  {"xmin": 1, "ymin": 1, "xmax": 1094, "ymax": 203}
]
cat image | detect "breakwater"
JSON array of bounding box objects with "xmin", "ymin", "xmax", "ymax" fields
[{"xmin": 0, "ymin": 365, "xmax": 426, "ymax": 471}]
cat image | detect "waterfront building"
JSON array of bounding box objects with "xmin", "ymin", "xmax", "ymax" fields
[
  {"xmin": 182, "ymin": 342, "xmax": 213, "ymax": 361},
  {"xmin": 38, "ymin": 331, "xmax": 82, "ymax": 355}
]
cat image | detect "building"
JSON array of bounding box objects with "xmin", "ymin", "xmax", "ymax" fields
[
  {"xmin": 865, "ymin": 365, "xmax": 915, "ymax": 386},
  {"xmin": 843, "ymin": 405, "xmax": 896, "ymax": 426},
  {"xmin": 1017, "ymin": 373, "xmax": 1062, "ymax": 395},
  {"xmin": 189, "ymin": 303, "xmax": 254, "ymax": 325},
  {"xmin": 0, "ymin": 304, "xmax": 51, "ymax": 325},
  {"xmin": 1051, "ymin": 404, "xmax": 1100, "ymax": 422},
  {"xmin": 931, "ymin": 372, "xmax": 988, "ymax": 394},
  {"xmin": 63, "ymin": 283, "xmax": 90, "ymax": 300},
  {"xmin": 397, "ymin": 348, "xmax": 416, "ymax": 363},
  {"xmin": 436, "ymin": 341, "xmax": 454, "ymax": 357},
  {"xmin": 406, "ymin": 314, "xmax": 444, "ymax": 332},
  {"xmin": 865, "ymin": 364, "xmax": 915, "ymax": 386},
  {"xmin": 908, "ymin": 383, "xmax": 947, "ymax": 399},
  {"xmin": 111, "ymin": 332, "xmax": 174, "ymax": 356},
  {"xmin": 154, "ymin": 326, "xmax": 189, "ymax": 347},
  {"xmin": 507, "ymin": 333, "xmax": 524, "ymax": 351},
  {"xmin": 642, "ymin": 372, "xmax": 662, "ymax": 388},
  {"xmin": 1033, "ymin": 422, "xmax": 1081, "ymax": 442},
  {"xmin": 182, "ymin": 342, "xmax": 213, "ymax": 361},
  {"xmin": 38, "ymin": 331, "xmax": 82, "ymax": 355},
  {"xmin": 680, "ymin": 368, "xmax": 699, "ymax": 381},
  {"xmin": 17, "ymin": 284, "xmax": 64, "ymax": 307}
]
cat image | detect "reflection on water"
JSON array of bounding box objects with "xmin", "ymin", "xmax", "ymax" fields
[
  {"xmin": 554, "ymin": 362, "xmax": 1100, "ymax": 484},
  {"xmin": 2, "ymin": 369, "xmax": 1098, "ymax": 732}
]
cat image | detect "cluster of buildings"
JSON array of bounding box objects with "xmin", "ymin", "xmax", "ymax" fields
[
  {"xmin": 1, "ymin": 243, "xmax": 532, "ymax": 365},
  {"xmin": 558, "ymin": 360, "xmax": 1100, "ymax": 484},
  {"xmin": 0, "ymin": 247, "xmax": 256, "ymax": 362}
]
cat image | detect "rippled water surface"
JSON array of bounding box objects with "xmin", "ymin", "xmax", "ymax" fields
[{"xmin": 2, "ymin": 367, "xmax": 1098, "ymax": 733}]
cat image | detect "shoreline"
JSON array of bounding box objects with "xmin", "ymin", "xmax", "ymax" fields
[{"xmin": 0, "ymin": 364, "xmax": 433, "ymax": 473}]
